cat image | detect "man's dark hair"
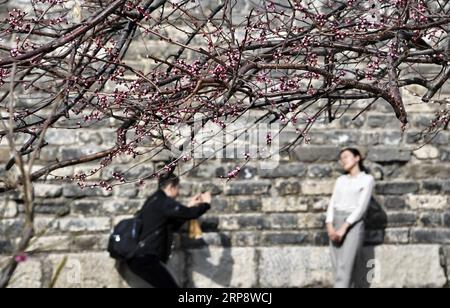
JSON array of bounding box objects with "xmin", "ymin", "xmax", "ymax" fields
[
  {"xmin": 158, "ymin": 173, "xmax": 180, "ymax": 190},
  {"xmin": 158, "ymin": 166, "xmax": 180, "ymax": 190}
]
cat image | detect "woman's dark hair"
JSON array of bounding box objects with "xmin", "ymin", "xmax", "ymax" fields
[
  {"xmin": 158, "ymin": 163, "xmax": 180, "ymax": 189},
  {"xmin": 339, "ymin": 147, "xmax": 369, "ymax": 174}
]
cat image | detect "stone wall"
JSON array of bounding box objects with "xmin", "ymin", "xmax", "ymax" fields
[
  {"xmin": 2, "ymin": 96, "xmax": 449, "ymax": 287},
  {"xmin": 0, "ymin": 0, "xmax": 449, "ymax": 288}
]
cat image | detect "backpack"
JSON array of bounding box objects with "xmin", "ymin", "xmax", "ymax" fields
[
  {"xmin": 107, "ymin": 216, "xmax": 144, "ymax": 261},
  {"xmin": 108, "ymin": 195, "xmax": 158, "ymax": 261}
]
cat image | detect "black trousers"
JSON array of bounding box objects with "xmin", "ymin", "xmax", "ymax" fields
[{"xmin": 127, "ymin": 255, "xmax": 179, "ymax": 288}]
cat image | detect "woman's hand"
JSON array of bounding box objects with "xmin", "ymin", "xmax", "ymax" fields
[
  {"xmin": 327, "ymin": 224, "xmax": 339, "ymax": 242},
  {"xmin": 334, "ymin": 223, "xmax": 351, "ymax": 243}
]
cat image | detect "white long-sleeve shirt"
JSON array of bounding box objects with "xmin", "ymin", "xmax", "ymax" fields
[{"xmin": 326, "ymin": 172, "xmax": 375, "ymax": 226}]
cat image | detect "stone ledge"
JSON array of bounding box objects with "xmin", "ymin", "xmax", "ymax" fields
[{"xmin": 2, "ymin": 245, "xmax": 448, "ymax": 288}]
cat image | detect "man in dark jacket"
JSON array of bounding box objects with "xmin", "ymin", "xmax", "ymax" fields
[{"xmin": 125, "ymin": 172, "xmax": 211, "ymax": 288}]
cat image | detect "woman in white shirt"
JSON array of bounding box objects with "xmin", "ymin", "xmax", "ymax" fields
[{"xmin": 326, "ymin": 147, "xmax": 375, "ymax": 288}]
